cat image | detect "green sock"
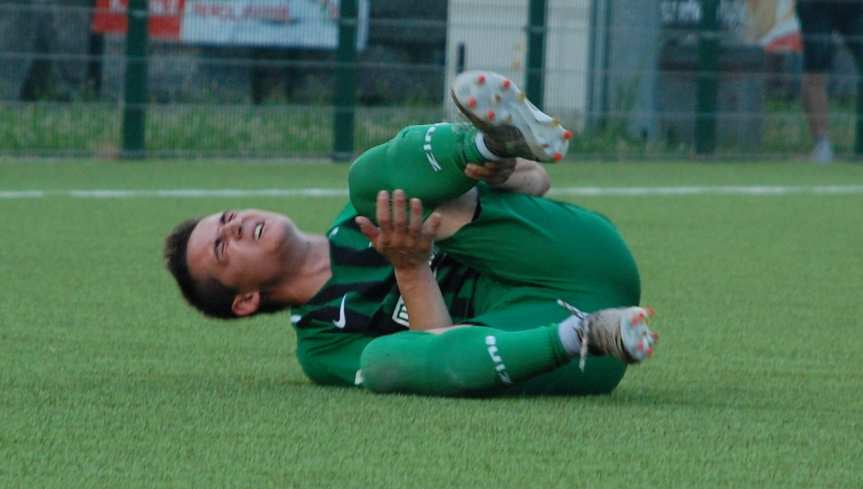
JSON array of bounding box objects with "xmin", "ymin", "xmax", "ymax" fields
[
  {"xmin": 348, "ymin": 123, "xmax": 487, "ymax": 219},
  {"xmin": 359, "ymin": 324, "xmax": 570, "ymax": 396}
]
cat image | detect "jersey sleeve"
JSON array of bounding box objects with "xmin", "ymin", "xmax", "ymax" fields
[{"xmin": 294, "ymin": 321, "xmax": 376, "ymax": 387}]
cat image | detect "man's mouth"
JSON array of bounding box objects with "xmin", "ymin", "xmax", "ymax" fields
[{"xmin": 254, "ymin": 221, "xmax": 265, "ymax": 240}]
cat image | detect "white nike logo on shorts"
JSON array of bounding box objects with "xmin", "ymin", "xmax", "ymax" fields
[{"xmin": 333, "ymin": 295, "xmax": 348, "ymax": 329}]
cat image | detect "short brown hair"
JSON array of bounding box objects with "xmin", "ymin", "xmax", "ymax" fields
[{"xmin": 163, "ymin": 217, "xmax": 238, "ymax": 319}]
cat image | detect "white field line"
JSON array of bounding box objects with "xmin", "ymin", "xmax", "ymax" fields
[{"xmin": 1, "ymin": 185, "xmax": 863, "ymax": 200}]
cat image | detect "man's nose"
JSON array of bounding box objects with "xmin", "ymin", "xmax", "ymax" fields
[{"xmin": 220, "ymin": 220, "xmax": 242, "ymax": 239}]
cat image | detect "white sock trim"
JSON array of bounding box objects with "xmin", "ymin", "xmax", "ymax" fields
[{"xmin": 474, "ymin": 132, "xmax": 501, "ymax": 161}]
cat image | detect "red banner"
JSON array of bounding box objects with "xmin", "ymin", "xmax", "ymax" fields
[
  {"xmin": 90, "ymin": 1, "xmax": 368, "ymax": 49},
  {"xmin": 91, "ymin": 0, "xmax": 184, "ymax": 40}
]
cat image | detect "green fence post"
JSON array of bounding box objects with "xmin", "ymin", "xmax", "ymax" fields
[
  {"xmin": 856, "ymin": 77, "xmax": 863, "ymax": 156},
  {"xmin": 332, "ymin": 0, "xmax": 358, "ymax": 161},
  {"xmin": 696, "ymin": 0, "xmax": 719, "ymax": 155},
  {"xmin": 526, "ymin": 0, "xmax": 548, "ymax": 110},
  {"xmin": 122, "ymin": 0, "xmax": 148, "ymax": 159},
  {"xmin": 87, "ymin": 31, "xmax": 104, "ymax": 97},
  {"xmin": 599, "ymin": 0, "xmax": 612, "ymax": 129}
]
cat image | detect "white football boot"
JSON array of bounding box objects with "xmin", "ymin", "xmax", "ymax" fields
[
  {"xmin": 450, "ymin": 70, "xmax": 572, "ymax": 162},
  {"xmin": 558, "ymin": 300, "xmax": 658, "ymax": 370}
]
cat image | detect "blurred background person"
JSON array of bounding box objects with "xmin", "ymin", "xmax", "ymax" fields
[{"xmin": 796, "ymin": 0, "xmax": 863, "ymax": 163}]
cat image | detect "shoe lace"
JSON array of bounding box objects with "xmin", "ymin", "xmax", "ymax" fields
[{"xmin": 557, "ymin": 299, "xmax": 590, "ymax": 372}]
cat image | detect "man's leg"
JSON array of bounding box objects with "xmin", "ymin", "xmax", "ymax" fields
[
  {"xmin": 348, "ymin": 123, "xmax": 486, "ymax": 219},
  {"xmin": 349, "ymin": 71, "xmax": 572, "ymax": 218},
  {"xmin": 837, "ymin": 2, "xmax": 863, "ymax": 162},
  {"xmin": 431, "ymin": 189, "xmax": 643, "ymax": 395},
  {"xmin": 360, "ymin": 302, "xmax": 654, "ymax": 396},
  {"xmin": 438, "ymin": 187, "xmax": 642, "ymax": 313},
  {"xmin": 801, "ymin": 73, "xmax": 830, "ymax": 142},
  {"xmin": 796, "ymin": 2, "xmax": 835, "ymax": 163},
  {"xmin": 360, "ymin": 323, "xmax": 569, "ymax": 396},
  {"xmin": 457, "ymin": 298, "xmax": 637, "ymax": 395}
]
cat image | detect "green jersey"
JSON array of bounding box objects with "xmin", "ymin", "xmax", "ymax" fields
[{"xmin": 292, "ymin": 203, "xmax": 481, "ymax": 337}]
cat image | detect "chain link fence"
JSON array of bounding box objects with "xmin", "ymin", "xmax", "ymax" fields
[{"xmin": 1, "ymin": 0, "xmax": 861, "ymax": 160}]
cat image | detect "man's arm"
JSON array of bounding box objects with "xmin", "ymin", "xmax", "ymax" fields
[
  {"xmin": 356, "ymin": 190, "xmax": 453, "ymax": 331},
  {"xmin": 465, "ymin": 158, "xmax": 550, "ymax": 196},
  {"xmin": 428, "ymin": 158, "xmax": 551, "ymax": 240},
  {"xmin": 295, "ymin": 326, "xmax": 375, "ymax": 386}
]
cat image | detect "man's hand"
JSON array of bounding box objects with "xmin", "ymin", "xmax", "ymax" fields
[
  {"xmin": 465, "ymin": 158, "xmax": 550, "ymax": 196},
  {"xmin": 355, "ymin": 189, "xmax": 452, "ymax": 331},
  {"xmin": 355, "ymin": 189, "xmax": 442, "ymax": 271},
  {"xmin": 464, "ymin": 158, "xmax": 517, "ymax": 186}
]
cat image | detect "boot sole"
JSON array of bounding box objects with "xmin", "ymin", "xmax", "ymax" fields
[{"xmin": 450, "ymin": 70, "xmax": 572, "ymax": 162}]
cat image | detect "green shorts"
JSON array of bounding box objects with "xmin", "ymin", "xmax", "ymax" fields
[{"xmin": 441, "ymin": 184, "xmax": 641, "ymax": 313}]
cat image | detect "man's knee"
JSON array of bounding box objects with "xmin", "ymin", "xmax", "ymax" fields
[
  {"xmin": 360, "ymin": 332, "xmax": 434, "ymax": 394},
  {"xmin": 359, "ymin": 329, "xmax": 486, "ymax": 396}
]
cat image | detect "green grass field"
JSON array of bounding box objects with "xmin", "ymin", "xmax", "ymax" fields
[{"xmin": 1, "ymin": 160, "xmax": 861, "ymax": 488}]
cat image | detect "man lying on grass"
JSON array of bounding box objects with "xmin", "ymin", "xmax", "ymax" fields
[{"xmin": 163, "ymin": 71, "xmax": 659, "ymax": 396}]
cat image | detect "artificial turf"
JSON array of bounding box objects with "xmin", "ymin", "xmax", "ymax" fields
[{"xmin": 1, "ymin": 160, "xmax": 860, "ymax": 488}]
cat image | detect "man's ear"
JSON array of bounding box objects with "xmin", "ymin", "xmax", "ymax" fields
[{"xmin": 231, "ymin": 291, "xmax": 261, "ymax": 317}]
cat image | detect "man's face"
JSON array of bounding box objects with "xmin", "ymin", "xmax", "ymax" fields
[{"xmin": 186, "ymin": 209, "xmax": 298, "ymax": 293}]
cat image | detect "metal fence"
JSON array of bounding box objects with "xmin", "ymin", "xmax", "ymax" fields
[{"xmin": 2, "ymin": 0, "xmax": 861, "ymax": 161}]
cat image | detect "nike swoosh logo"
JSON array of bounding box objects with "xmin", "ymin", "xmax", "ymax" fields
[{"xmin": 333, "ymin": 295, "xmax": 347, "ymax": 329}]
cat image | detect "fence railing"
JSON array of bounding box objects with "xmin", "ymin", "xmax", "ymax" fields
[{"xmin": 2, "ymin": 0, "xmax": 862, "ymax": 161}]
